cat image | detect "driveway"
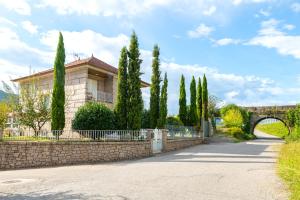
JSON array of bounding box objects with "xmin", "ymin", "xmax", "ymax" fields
[{"xmin": 0, "ymin": 130, "xmax": 288, "ymax": 200}]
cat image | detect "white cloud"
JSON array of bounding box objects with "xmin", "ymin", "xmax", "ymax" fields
[
  {"xmin": 283, "ymin": 24, "xmax": 295, "ymax": 31},
  {"xmin": 214, "ymin": 38, "xmax": 241, "ymax": 46},
  {"xmin": 232, "ymin": 0, "xmax": 271, "ymax": 5},
  {"xmin": 0, "ymin": 0, "xmax": 31, "ymax": 15},
  {"xmin": 203, "ymin": 6, "xmax": 216, "ymax": 16},
  {"xmin": 291, "ymin": 2, "xmax": 300, "ymax": 13},
  {"xmin": 187, "ymin": 24, "xmax": 214, "ymax": 38},
  {"xmin": 21, "ymin": 21, "xmax": 39, "ymax": 34},
  {"xmin": 40, "ymin": 30, "xmax": 129, "ymax": 66},
  {"xmin": 247, "ymin": 19, "xmax": 300, "ymax": 59},
  {"xmin": 259, "ymin": 8, "xmax": 271, "ymax": 17},
  {"xmin": 0, "ymin": 17, "xmax": 17, "ymax": 26}
]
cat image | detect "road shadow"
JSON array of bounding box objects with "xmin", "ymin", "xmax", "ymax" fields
[{"xmin": 0, "ymin": 191, "xmax": 129, "ymax": 200}]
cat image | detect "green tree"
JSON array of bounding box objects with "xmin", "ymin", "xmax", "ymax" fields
[
  {"xmin": 189, "ymin": 76, "xmax": 197, "ymax": 126},
  {"xmin": 223, "ymin": 109, "xmax": 244, "ymax": 128},
  {"xmin": 158, "ymin": 73, "xmax": 168, "ymax": 128},
  {"xmin": 114, "ymin": 47, "xmax": 128, "ymax": 129},
  {"xmin": 51, "ymin": 32, "xmax": 66, "ymax": 131},
  {"xmin": 202, "ymin": 74, "xmax": 208, "ymax": 121},
  {"xmin": 179, "ymin": 75, "xmax": 187, "ymax": 125},
  {"xmin": 196, "ymin": 77, "xmax": 202, "ymax": 127},
  {"xmin": 150, "ymin": 45, "xmax": 161, "ymax": 128},
  {"xmin": 127, "ymin": 32, "xmax": 143, "ymax": 130},
  {"xmin": 0, "ymin": 102, "xmax": 10, "ymax": 132}
]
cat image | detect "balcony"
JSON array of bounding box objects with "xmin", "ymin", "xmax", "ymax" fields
[{"xmin": 87, "ymin": 91, "xmax": 113, "ymax": 103}]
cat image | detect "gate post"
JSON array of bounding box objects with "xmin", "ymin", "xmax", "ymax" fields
[{"xmin": 161, "ymin": 129, "xmax": 168, "ymax": 152}]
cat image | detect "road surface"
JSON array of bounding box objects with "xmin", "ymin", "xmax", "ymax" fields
[{"xmin": 0, "ymin": 130, "xmax": 288, "ymax": 200}]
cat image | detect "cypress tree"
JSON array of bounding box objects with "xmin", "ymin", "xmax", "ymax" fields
[
  {"xmin": 114, "ymin": 47, "xmax": 128, "ymax": 129},
  {"xmin": 179, "ymin": 75, "xmax": 187, "ymax": 125},
  {"xmin": 202, "ymin": 74, "xmax": 208, "ymax": 121},
  {"xmin": 127, "ymin": 32, "xmax": 143, "ymax": 130},
  {"xmin": 197, "ymin": 77, "xmax": 202, "ymax": 127},
  {"xmin": 158, "ymin": 73, "xmax": 168, "ymax": 128},
  {"xmin": 51, "ymin": 32, "xmax": 66, "ymax": 131},
  {"xmin": 189, "ymin": 76, "xmax": 197, "ymax": 126},
  {"xmin": 150, "ymin": 45, "xmax": 161, "ymax": 128}
]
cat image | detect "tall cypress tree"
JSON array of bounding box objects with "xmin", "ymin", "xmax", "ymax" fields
[
  {"xmin": 51, "ymin": 32, "xmax": 66, "ymax": 131},
  {"xmin": 127, "ymin": 32, "xmax": 143, "ymax": 130},
  {"xmin": 115, "ymin": 47, "xmax": 128, "ymax": 129},
  {"xmin": 179, "ymin": 75, "xmax": 187, "ymax": 125},
  {"xmin": 150, "ymin": 45, "xmax": 161, "ymax": 128},
  {"xmin": 158, "ymin": 73, "xmax": 168, "ymax": 128},
  {"xmin": 202, "ymin": 74, "xmax": 208, "ymax": 121},
  {"xmin": 189, "ymin": 76, "xmax": 197, "ymax": 126},
  {"xmin": 197, "ymin": 77, "xmax": 202, "ymax": 127}
]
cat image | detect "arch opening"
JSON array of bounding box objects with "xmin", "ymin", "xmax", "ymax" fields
[{"xmin": 252, "ymin": 116, "xmax": 290, "ymax": 138}]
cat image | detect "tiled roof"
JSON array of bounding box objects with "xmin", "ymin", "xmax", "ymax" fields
[{"xmin": 11, "ymin": 56, "xmax": 150, "ymax": 86}]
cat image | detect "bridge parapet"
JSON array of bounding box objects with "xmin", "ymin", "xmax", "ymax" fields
[{"xmin": 243, "ymin": 105, "xmax": 296, "ymax": 115}]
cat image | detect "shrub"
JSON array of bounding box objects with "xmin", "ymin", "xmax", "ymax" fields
[
  {"xmin": 166, "ymin": 116, "xmax": 184, "ymax": 126},
  {"xmin": 72, "ymin": 102, "xmax": 115, "ymax": 130}
]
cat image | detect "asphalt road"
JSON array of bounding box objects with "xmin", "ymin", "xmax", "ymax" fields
[{"xmin": 0, "ymin": 130, "xmax": 288, "ymax": 200}]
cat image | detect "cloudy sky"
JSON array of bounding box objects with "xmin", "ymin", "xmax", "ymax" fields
[{"xmin": 1, "ymin": 0, "xmax": 300, "ymax": 114}]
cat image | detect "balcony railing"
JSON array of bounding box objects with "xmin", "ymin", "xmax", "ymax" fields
[{"xmin": 87, "ymin": 91, "xmax": 113, "ymax": 103}]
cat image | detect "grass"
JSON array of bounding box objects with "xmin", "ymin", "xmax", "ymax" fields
[
  {"xmin": 256, "ymin": 122, "xmax": 289, "ymax": 138},
  {"xmin": 278, "ymin": 141, "xmax": 300, "ymax": 200},
  {"xmin": 217, "ymin": 126, "xmax": 256, "ymax": 142}
]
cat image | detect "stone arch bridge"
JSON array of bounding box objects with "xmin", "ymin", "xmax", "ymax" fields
[{"xmin": 243, "ymin": 105, "xmax": 296, "ymax": 134}]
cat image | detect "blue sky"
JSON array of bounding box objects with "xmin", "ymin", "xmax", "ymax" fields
[{"xmin": 1, "ymin": 0, "xmax": 300, "ymax": 115}]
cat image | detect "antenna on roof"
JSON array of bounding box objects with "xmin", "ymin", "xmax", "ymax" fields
[{"xmin": 73, "ymin": 53, "xmax": 80, "ymax": 60}]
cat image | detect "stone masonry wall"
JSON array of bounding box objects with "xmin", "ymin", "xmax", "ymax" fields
[
  {"xmin": 164, "ymin": 138, "xmax": 203, "ymax": 152},
  {"xmin": 0, "ymin": 141, "xmax": 152, "ymax": 170}
]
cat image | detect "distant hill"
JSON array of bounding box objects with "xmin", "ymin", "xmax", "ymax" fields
[{"xmin": 0, "ymin": 90, "xmax": 9, "ymax": 101}]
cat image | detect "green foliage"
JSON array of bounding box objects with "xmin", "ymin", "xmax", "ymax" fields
[
  {"xmin": 150, "ymin": 45, "xmax": 161, "ymax": 128},
  {"xmin": 223, "ymin": 109, "xmax": 244, "ymax": 128},
  {"xmin": 202, "ymin": 74, "xmax": 208, "ymax": 121},
  {"xmin": 72, "ymin": 102, "xmax": 115, "ymax": 130},
  {"xmin": 158, "ymin": 73, "xmax": 168, "ymax": 128},
  {"xmin": 166, "ymin": 116, "xmax": 184, "ymax": 126},
  {"xmin": 141, "ymin": 109, "xmax": 151, "ymax": 129},
  {"xmin": 51, "ymin": 32, "xmax": 66, "ymax": 131},
  {"xmin": 196, "ymin": 77, "xmax": 202, "ymax": 127},
  {"xmin": 286, "ymin": 108, "xmax": 296, "ymax": 128},
  {"xmin": 218, "ymin": 127, "xmax": 256, "ymax": 142},
  {"xmin": 208, "ymin": 95, "xmax": 221, "ymax": 130},
  {"xmin": 256, "ymin": 122, "xmax": 289, "ymax": 138},
  {"xmin": 179, "ymin": 75, "xmax": 187, "ymax": 125},
  {"xmin": 189, "ymin": 76, "xmax": 197, "ymax": 126},
  {"xmin": 114, "ymin": 47, "xmax": 128, "ymax": 129},
  {"xmin": 127, "ymin": 31, "xmax": 143, "ymax": 130},
  {"xmin": 0, "ymin": 102, "xmax": 10, "ymax": 130},
  {"xmin": 278, "ymin": 141, "xmax": 300, "ymax": 200},
  {"xmin": 16, "ymin": 83, "xmax": 51, "ymax": 136},
  {"xmin": 221, "ymin": 104, "xmax": 251, "ymax": 133}
]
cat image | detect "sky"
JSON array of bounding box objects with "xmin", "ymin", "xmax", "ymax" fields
[{"xmin": 1, "ymin": 0, "xmax": 300, "ymax": 115}]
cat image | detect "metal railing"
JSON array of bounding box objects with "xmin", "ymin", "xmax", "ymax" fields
[
  {"xmin": 166, "ymin": 125, "xmax": 201, "ymax": 139},
  {"xmin": 1, "ymin": 129, "xmax": 149, "ymax": 142}
]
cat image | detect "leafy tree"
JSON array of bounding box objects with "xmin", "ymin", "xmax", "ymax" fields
[
  {"xmin": 196, "ymin": 77, "xmax": 202, "ymax": 127},
  {"xmin": 51, "ymin": 32, "xmax": 66, "ymax": 131},
  {"xmin": 127, "ymin": 31, "xmax": 143, "ymax": 130},
  {"xmin": 189, "ymin": 76, "xmax": 197, "ymax": 126},
  {"xmin": 0, "ymin": 102, "xmax": 10, "ymax": 131},
  {"xmin": 286, "ymin": 108, "xmax": 296, "ymax": 128},
  {"xmin": 179, "ymin": 75, "xmax": 187, "ymax": 125},
  {"xmin": 166, "ymin": 116, "xmax": 184, "ymax": 126},
  {"xmin": 223, "ymin": 109, "xmax": 244, "ymax": 128},
  {"xmin": 115, "ymin": 47, "xmax": 128, "ymax": 129},
  {"xmin": 72, "ymin": 102, "xmax": 115, "ymax": 131},
  {"xmin": 202, "ymin": 74, "xmax": 208, "ymax": 121},
  {"xmin": 150, "ymin": 45, "xmax": 161, "ymax": 128},
  {"xmin": 16, "ymin": 83, "xmax": 51, "ymax": 136},
  {"xmin": 158, "ymin": 73, "xmax": 168, "ymax": 128},
  {"xmin": 208, "ymin": 95, "xmax": 221, "ymax": 131}
]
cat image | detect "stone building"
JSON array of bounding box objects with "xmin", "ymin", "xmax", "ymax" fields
[{"xmin": 12, "ymin": 56, "xmax": 150, "ymax": 131}]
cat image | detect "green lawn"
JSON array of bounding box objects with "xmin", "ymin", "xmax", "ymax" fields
[
  {"xmin": 255, "ymin": 122, "xmax": 289, "ymax": 138},
  {"xmin": 278, "ymin": 141, "xmax": 300, "ymax": 200}
]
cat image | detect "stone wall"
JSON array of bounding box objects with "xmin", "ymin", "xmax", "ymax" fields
[
  {"xmin": 164, "ymin": 138, "xmax": 203, "ymax": 152},
  {"xmin": 0, "ymin": 141, "xmax": 152, "ymax": 170}
]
